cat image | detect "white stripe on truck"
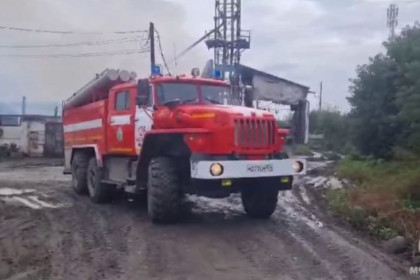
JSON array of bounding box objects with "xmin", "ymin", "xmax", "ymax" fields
[
  {"xmin": 63, "ymin": 119, "xmax": 102, "ymax": 133},
  {"xmin": 110, "ymin": 115, "xmax": 131, "ymax": 126}
]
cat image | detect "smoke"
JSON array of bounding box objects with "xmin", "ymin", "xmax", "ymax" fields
[{"xmin": 0, "ymin": 0, "xmax": 206, "ymax": 103}]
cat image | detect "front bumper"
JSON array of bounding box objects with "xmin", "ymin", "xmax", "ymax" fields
[
  {"xmin": 188, "ymin": 176, "xmax": 293, "ymax": 198},
  {"xmin": 190, "ymin": 158, "xmax": 306, "ymax": 180}
]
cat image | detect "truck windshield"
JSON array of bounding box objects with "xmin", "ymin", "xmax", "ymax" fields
[
  {"xmin": 157, "ymin": 83, "xmax": 233, "ymax": 105},
  {"xmin": 202, "ymin": 85, "xmax": 233, "ymax": 105},
  {"xmin": 157, "ymin": 83, "xmax": 198, "ymax": 105}
]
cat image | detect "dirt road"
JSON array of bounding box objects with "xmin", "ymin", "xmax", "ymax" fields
[{"xmin": 0, "ymin": 159, "xmax": 413, "ymax": 280}]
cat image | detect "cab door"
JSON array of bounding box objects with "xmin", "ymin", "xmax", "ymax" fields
[
  {"xmin": 107, "ymin": 87, "xmax": 136, "ymax": 154},
  {"xmin": 135, "ymin": 81, "xmax": 154, "ymax": 154}
]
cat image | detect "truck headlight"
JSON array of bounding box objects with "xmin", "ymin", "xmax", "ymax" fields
[
  {"xmin": 210, "ymin": 163, "xmax": 224, "ymax": 176},
  {"xmin": 293, "ymin": 161, "xmax": 304, "ymax": 173}
]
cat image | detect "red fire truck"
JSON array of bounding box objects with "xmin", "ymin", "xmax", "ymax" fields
[{"xmin": 63, "ymin": 68, "xmax": 306, "ymax": 223}]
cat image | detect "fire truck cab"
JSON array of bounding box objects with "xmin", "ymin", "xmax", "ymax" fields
[{"xmin": 63, "ymin": 69, "xmax": 306, "ymax": 223}]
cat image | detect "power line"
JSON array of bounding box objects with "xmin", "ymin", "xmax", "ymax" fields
[
  {"xmin": 0, "ymin": 48, "xmax": 150, "ymax": 58},
  {"xmin": 140, "ymin": 32, "xmax": 150, "ymax": 49},
  {"xmin": 0, "ymin": 25, "xmax": 148, "ymax": 35},
  {"xmin": 154, "ymin": 28, "xmax": 171, "ymax": 75},
  {"xmin": 173, "ymin": 22, "xmax": 225, "ymax": 63},
  {"xmin": 353, "ymin": 0, "xmax": 420, "ymax": 5},
  {"xmin": 0, "ymin": 36, "xmax": 148, "ymax": 48}
]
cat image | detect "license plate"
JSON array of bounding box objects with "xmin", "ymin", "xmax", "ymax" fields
[{"xmin": 246, "ymin": 163, "xmax": 274, "ymax": 173}]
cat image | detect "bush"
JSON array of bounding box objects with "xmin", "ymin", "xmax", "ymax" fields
[
  {"xmin": 392, "ymin": 146, "xmax": 418, "ymax": 162},
  {"xmin": 293, "ymin": 145, "xmax": 312, "ymax": 156},
  {"xmin": 0, "ymin": 144, "xmax": 11, "ymax": 159},
  {"xmin": 327, "ymin": 189, "xmax": 366, "ymax": 228},
  {"xmin": 309, "ymin": 109, "xmax": 350, "ymax": 154},
  {"xmin": 337, "ymin": 159, "xmax": 377, "ymax": 184}
]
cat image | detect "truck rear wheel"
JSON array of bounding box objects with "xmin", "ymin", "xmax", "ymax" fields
[
  {"xmin": 241, "ymin": 188, "xmax": 279, "ymax": 219},
  {"xmin": 87, "ymin": 157, "xmax": 114, "ymax": 204},
  {"xmin": 71, "ymin": 152, "xmax": 89, "ymax": 195},
  {"xmin": 147, "ymin": 157, "xmax": 182, "ymax": 224}
]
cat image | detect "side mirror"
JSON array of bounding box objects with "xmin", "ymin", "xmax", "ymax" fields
[
  {"xmin": 244, "ymin": 85, "xmax": 254, "ymax": 108},
  {"xmin": 136, "ymin": 95, "xmax": 149, "ymax": 106},
  {"xmin": 137, "ymin": 79, "xmax": 150, "ymax": 106},
  {"xmin": 137, "ymin": 79, "xmax": 150, "ymax": 95}
]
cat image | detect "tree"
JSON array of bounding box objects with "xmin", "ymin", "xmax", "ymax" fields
[
  {"xmin": 386, "ymin": 23, "xmax": 420, "ymax": 153},
  {"xmin": 348, "ymin": 24, "xmax": 420, "ymax": 158},
  {"xmin": 348, "ymin": 54, "xmax": 400, "ymax": 158},
  {"xmin": 309, "ymin": 108, "xmax": 349, "ymax": 152}
]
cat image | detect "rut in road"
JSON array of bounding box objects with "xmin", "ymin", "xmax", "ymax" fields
[{"xmin": 0, "ymin": 161, "xmax": 413, "ymax": 280}]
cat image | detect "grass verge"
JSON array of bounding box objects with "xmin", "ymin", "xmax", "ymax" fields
[{"xmin": 327, "ymin": 159, "xmax": 420, "ymax": 248}]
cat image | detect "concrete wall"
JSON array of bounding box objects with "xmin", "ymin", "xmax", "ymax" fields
[
  {"xmin": 0, "ymin": 119, "xmax": 46, "ymax": 155},
  {"xmin": 0, "ymin": 126, "xmax": 22, "ymax": 147},
  {"xmin": 24, "ymin": 120, "xmax": 46, "ymax": 156}
]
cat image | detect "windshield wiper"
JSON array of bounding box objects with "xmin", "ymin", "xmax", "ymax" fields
[
  {"xmin": 182, "ymin": 98, "xmax": 198, "ymax": 104},
  {"xmin": 162, "ymin": 98, "xmax": 198, "ymax": 107},
  {"xmin": 162, "ymin": 99, "xmax": 181, "ymax": 107},
  {"xmin": 204, "ymin": 97, "xmax": 222, "ymax": 104}
]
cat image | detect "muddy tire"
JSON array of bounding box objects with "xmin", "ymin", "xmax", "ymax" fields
[
  {"xmin": 87, "ymin": 157, "xmax": 113, "ymax": 204},
  {"xmin": 241, "ymin": 189, "xmax": 279, "ymax": 219},
  {"xmin": 147, "ymin": 157, "xmax": 182, "ymax": 224},
  {"xmin": 71, "ymin": 152, "xmax": 89, "ymax": 195}
]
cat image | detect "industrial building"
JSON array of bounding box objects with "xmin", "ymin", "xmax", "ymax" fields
[{"xmin": 0, "ymin": 114, "xmax": 63, "ymax": 157}]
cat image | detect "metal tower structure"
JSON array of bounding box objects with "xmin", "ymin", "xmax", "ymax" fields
[
  {"xmin": 205, "ymin": 0, "xmax": 250, "ymax": 80},
  {"xmin": 387, "ymin": 4, "xmax": 399, "ymax": 40}
]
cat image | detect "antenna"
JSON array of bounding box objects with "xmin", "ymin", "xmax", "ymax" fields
[{"xmin": 387, "ymin": 4, "xmax": 399, "ymax": 40}]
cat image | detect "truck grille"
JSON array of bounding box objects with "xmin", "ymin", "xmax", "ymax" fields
[{"xmin": 234, "ymin": 119, "xmax": 276, "ymax": 148}]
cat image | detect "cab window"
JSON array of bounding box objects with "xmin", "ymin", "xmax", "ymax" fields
[{"xmin": 115, "ymin": 91, "xmax": 130, "ymax": 111}]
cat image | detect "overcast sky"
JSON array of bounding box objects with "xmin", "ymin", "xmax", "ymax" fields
[{"xmin": 0, "ymin": 0, "xmax": 419, "ymax": 114}]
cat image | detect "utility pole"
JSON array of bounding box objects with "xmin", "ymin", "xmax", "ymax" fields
[
  {"xmin": 387, "ymin": 4, "xmax": 399, "ymax": 40},
  {"xmin": 21, "ymin": 96, "xmax": 26, "ymax": 115},
  {"xmin": 319, "ymin": 81, "xmax": 323, "ymax": 111},
  {"xmin": 149, "ymin": 22, "xmax": 156, "ymax": 74}
]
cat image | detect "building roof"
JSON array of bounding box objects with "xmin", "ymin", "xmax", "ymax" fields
[
  {"xmin": 236, "ymin": 64, "xmax": 310, "ymax": 91},
  {"xmin": 0, "ymin": 114, "xmax": 61, "ymax": 122}
]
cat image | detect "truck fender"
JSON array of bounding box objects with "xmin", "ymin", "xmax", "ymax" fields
[
  {"xmin": 135, "ymin": 133, "xmax": 190, "ymax": 189},
  {"xmin": 70, "ymin": 144, "xmax": 102, "ymax": 167}
]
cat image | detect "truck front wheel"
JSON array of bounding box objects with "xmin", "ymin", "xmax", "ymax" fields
[
  {"xmin": 87, "ymin": 157, "xmax": 114, "ymax": 204},
  {"xmin": 241, "ymin": 188, "xmax": 279, "ymax": 219},
  {"xmin": 147, "ymin": 157, "xmax": 182, "ymax": 224}
]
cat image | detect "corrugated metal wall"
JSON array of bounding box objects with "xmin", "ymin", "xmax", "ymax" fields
[{"xmin": 44, "ymin": 122, "xmax": 64, "ymax": 157}]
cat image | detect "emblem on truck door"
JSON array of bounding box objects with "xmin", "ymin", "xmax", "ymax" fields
[{"xmin": 117, "ymin": 127, "xmax": 123, "ymax": 142}]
